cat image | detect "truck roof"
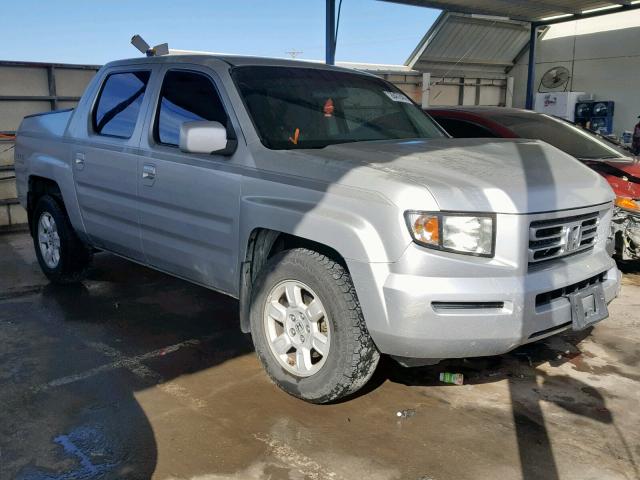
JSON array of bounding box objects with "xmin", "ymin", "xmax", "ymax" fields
[{"xmin": 104, "ymin": 53, "xmax": 373, "ymax": 75}]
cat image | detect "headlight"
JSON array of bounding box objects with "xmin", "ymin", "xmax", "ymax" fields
[
  {"xmin": 405, "ymin": 211, "xmax": 495, "ymax": 257},
  {"xmin": 615, "ymin": 196, "xmax": 640, "ymax": 212}
]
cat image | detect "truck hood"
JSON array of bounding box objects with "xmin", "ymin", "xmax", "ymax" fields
[{"xmin": 314, "ymin": 138, "xmax": 614, "ymax": 214}]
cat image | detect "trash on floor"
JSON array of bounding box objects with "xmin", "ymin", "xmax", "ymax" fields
[
  {"xmin": 439, "ymin": 372, "xmax": 464, "ymax": 385},
  {"xmin": 396, "ymin": 409, "xmax": 417, "ymax": 418}
]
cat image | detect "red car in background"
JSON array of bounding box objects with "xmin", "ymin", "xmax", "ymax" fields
[{"xmin": 427, "ymin": 107, "xmax": 640, "ymax": 261}]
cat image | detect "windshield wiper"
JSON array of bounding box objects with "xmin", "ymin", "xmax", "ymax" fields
[{"xmin": 578, "ymin": 155, "xmax": 622, "ymax": 161}]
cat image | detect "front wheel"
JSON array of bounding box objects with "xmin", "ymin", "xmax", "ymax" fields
[{"xmin": 250, "ymin": 248, "xmax": 380, "ymax": 403}]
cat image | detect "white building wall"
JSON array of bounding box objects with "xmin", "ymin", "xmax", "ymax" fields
[{"xmin": 511, "ymin": 10, "xmax": 640, "ymax": 137}]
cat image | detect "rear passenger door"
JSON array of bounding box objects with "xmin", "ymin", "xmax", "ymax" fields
[
  {"xmin": 137, "ymin": 66, "xmax": 242, "ymax": 294},
  {"xmin": 73, "ymin": 68, "xmax": 152, "ymax": 261}
]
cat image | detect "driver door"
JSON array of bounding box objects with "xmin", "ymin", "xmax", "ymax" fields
[{"xmin": 137, "ymin": 66, "xmax": 242, "ymax": 294}]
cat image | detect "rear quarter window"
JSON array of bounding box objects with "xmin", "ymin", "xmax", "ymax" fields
[{"xmin": 92, "ymin": 71, "xmax": 151, "ymax": 139}]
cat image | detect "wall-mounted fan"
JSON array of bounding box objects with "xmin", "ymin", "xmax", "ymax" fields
[{"xmin": 539, "ymin": 66, "xmax": 570, "ymax": 92}]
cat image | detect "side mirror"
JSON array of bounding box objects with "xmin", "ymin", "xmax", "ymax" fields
[{"xmin": 179, "ymin": 121, "xmax": 236, "ymax": 155}]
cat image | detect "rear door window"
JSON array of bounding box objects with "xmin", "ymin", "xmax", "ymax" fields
[
  {"xmin": 154, "ymin": 70, "xmax": 229, "ymax": 146},
  {"xmin": 484, "ymin": 112, "xmax": 627, "ymax": 160},
  {"xmin": 93, "ymin": 71, "xmax": 151, "ymax": 138},
  {"xmin": 435, "ymin": 117, "xmax": 498, "ymax": 138}
]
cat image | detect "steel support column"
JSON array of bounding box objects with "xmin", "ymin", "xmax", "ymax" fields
[
  {"xmin": 47, "ymin": 66, "xmax": 58, "ymax": 111},
  {"xmin": 326, "ymin": 0, "xmax": 336, "ymax": 65},
  {"xmin": 525, "ymin": 23, "xmax": 537, "ymax": 110}
]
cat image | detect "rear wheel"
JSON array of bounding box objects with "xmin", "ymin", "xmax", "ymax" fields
[
  {"xmin": 250, "ymin": 248, "xmax": 380, "ymax": 403},
  {"xmin": 32, "ymin": 195, "xmax": 92, "ymax": 283}
]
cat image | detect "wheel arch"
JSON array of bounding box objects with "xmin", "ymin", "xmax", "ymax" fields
[
  {"xmin": 27, "ymin": 151, "xmax": 86, "ymax": 239},
  {"xmin": 236, "ymin": 193, "xmax": 395, "ymax": 333},
  {"xmin": 27, "ymin": 175, "xmax": 63, "ymax": 233},
  {"xmin": 238, "ymin": 228, "xmax": 351, "ymax": 333}
]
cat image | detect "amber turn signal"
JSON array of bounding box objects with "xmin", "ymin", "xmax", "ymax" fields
[
  {"xmin": 615, "ymin": 196, "xmax": 640, "ymax": 212},
  {"xmin": 411, "ymin": 214, "xmax": 440, "ymax": 246}
]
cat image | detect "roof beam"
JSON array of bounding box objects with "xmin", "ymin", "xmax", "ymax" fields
[
  {"xmin": 380, "ymin": 0, "xmax": 533, "ymax": 20},
  {"xmin": 533, "ymin": 2, "xmax": 640, "ymax": 24},
  {"xmin": 381, "ymin": 0, "xmax": 640, "ymax": 21},
  {"xmin": 380, "ymin": 0, "xmax": 578, "ymax": 19},
  {"xmin": 0, "ymin": 60, "xmax": 100, "ymax": 70},
  {"xmin": 493, "ymin": 0, "xmax": 580, "ymax": 15},
  {"xmin": 450, "ymin": 13, "xmax": 530, "ymax": 29},
  {"xmin": 415, "ymin": 56, "xmax": 514, "ymax": 67}
]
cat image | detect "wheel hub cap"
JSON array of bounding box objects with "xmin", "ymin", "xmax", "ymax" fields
[
  {"xmin": 37, "ymin": 212, "xmax": 61, "ymax": 269},
  {"xmin": 286, "ymin": 311, "xmax": 312, "ymax": 346},
  {"xmin": 263, "ymin": 280, "xmax": 330, "ymax": 377}
]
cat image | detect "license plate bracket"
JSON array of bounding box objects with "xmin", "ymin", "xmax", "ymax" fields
[{"xmin": 566, "ymin": 283, "xmax": 608, "ymax": 331}]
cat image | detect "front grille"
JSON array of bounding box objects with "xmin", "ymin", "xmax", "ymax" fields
[{"xmin": 528, "ymin": 212, "xmax": 599, "ymax": 266}]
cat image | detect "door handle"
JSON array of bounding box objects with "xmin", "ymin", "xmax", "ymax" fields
[
  {"xmin": 74, "ymin": 152, "xmax": 85, "ymax": 170},
  {"xmin": 142, "ymin": 164, "xmax": 156, "ymax": 179},
  {"xmin": 142, "ymin": 164, "xmax": 156, "ymax": 185}
]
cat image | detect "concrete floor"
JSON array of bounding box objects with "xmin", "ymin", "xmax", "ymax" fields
[{"xmin": 1, "ymin": 231, "xmax": 639, "ymax": 480}]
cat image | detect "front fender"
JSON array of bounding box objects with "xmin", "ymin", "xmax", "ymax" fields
[
  {"xmin": 237, "ymin": 191, "xmax": 409, "ymax": 334},
  {"xmin": 239, "ymin": 194, "xmax": 409, "ymax": 265}
]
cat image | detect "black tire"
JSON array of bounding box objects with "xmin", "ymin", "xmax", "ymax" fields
[
  {"xmin": 31, "ymin": 195, "xmax": 92, "ymax": 284},
  {"xmin": 250, "ymin": 248, "xmax": 380, "ymax": 403}
]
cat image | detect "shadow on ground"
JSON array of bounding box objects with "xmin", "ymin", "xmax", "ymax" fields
[
  {"xmin": 359, "ymin": 325, "xmax": 633, "ymax": 480},
  {"xmin": 0, "ymin": 246, "xmax": 252, "ymax": 480}
]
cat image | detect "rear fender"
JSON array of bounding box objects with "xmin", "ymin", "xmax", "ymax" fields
[{"xmin": 27, "ymin": 151, "xmax": 86, "ymax": 238}]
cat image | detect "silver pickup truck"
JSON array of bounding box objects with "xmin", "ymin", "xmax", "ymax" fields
[{"xmin": 15, "ymin": 54, "xmax": 621, "ymax": 403}]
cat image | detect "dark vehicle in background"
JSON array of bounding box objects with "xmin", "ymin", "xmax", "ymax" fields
[{"xmin": 428, "ymin": 107, "xmax": 640, "ymax": 261}]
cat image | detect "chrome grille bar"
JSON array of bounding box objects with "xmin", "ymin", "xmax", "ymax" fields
[{"xmin": 528, "ymin": 212, "xmax": 600, "ymax": 265}]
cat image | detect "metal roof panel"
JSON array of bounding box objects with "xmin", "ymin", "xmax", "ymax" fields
[
  {"xmin": 381, "ymin": 0, "xmax": 634, "ymax": 22},
  {"xmin": 406, "ymin": 13, "xmax": 530, "ymax": 72}
]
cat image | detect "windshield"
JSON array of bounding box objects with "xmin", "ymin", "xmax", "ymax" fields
[
  {"xmin": 484, "ymin": 111, "xmax": 628, "ymax": 160},
  {"xmin": 232, "ymin": 66, "xmax": 444, "ymax": 149}
]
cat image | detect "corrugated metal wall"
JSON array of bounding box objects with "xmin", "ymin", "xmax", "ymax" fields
[
  {"xmin": 364, "ymin": 70, "xmax": 508, "ymax": 107},
  {"xmin": 373, "ymin": 72, "xmax": 423, "ymax": 103},
  {"xmin": 0, "ymin": 61, "xmax": 99, "ymax": 230},
  {"xmin": 428, "ymin": 76, "xmax": 507, "ymax": 106}
]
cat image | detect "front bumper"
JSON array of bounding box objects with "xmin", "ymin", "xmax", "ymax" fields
[
  {"xmin": 349, "ymin": 206, "xmax": 621, "ymax": 360},
  {"xmin": 371, "ymin": 252, "xmax": 618, "ymax": 358}
]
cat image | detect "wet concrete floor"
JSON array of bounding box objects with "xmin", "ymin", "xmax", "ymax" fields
[{"xmin": 1, "ymin": 231, "xmax": 639, "ymax": 480}]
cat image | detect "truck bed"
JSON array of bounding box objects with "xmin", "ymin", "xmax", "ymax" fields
[
  {"xmin": 14, "ymin": 109, "xmax": 76, "ymax": 211},
  {"xmin": 18, "ymin": 108, "xmax": 74, "ymax": 138}
]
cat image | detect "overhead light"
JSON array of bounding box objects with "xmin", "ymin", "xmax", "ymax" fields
[
  {"xmin": 581, "ymin": 4, "xmax": 622, "ymax": 14},
  {"xmin": 540, "ymin": 13, "xmax": 574, "ymax": 21}
]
